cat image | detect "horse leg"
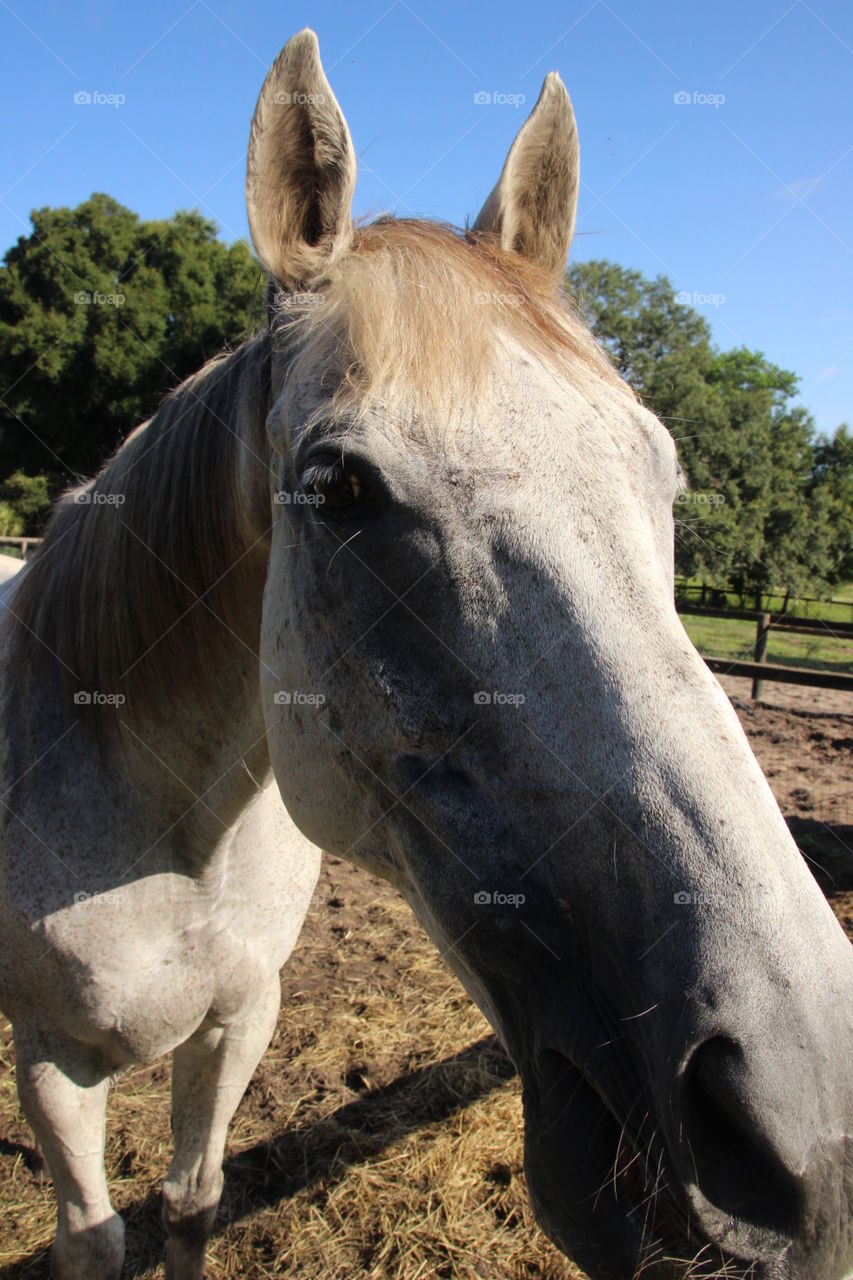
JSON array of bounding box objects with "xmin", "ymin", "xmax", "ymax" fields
[
  {"xmin": 14, "ymin": 1022, "xmax": 123, "ymax": 1280},
  {"xmin": 162, "ymin": 974, "xmax": 281, "ymax": 1280}
]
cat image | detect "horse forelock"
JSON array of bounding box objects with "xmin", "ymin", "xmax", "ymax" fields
[{"xmin": 274, "ymin": 218, "xmax": 634, "ymax": 439}]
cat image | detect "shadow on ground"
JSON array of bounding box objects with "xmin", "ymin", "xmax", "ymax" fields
[
  {"xmin": 0, "ymin": 1034, "xmax": 514, "ymax": 1279},
  {"xmin": 787, "ymin": 818, "xmax": 853, "ymax": 894}
]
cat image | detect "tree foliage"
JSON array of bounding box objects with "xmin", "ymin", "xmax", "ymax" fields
[
  {"xmin": 0, "ymin": 194, "xmax": 265, "ymax": 523},
  {"xmin": 0, "ymin": 470, "xmax": 50, "ymax": 536},
  {"xmin": 568, "ymin": 260, "xmax": 847, "ymax": 603},
  {"xmin": 811, "ymin": 424, "xmax": 853, "ymax": 585}
]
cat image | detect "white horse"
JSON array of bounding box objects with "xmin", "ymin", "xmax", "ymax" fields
[{"xmin": 1, "ymin": 29, "xmax": 851, "ymax": 1280}]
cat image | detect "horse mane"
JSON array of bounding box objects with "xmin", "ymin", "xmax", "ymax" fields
[
  {"xmin": 277, "ymin": 218, "xmax": 633, "ymax": 434},
  {"xmin": 4, "ymin": 334, "xmax": 272, "ymax": 733},
  {"xmin": 4, "ymin": 218, "xmax": 631, "ymax": 739}
]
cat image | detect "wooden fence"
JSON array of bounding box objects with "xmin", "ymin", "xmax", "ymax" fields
[
  {"xmin": 0, "ymin": 535, "xmax": 41, "ymax": 560},
  {"xmin": 675, "ymin": 580, "xmax": 853, "ymax": 622},
  {"xmin": 677, "ymin": 603, "xmax": 853, "ymax": 697}
]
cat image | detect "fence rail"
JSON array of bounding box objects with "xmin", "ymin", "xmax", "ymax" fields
[
  {"xmin": 0, "ymin": 536, "xmax": 42, "ymax": 560},
  {"xmin": 703, "ymin": 657, "xmax": 853, "ymax": 693},
  {"xmin": 674, "ymin": 580, "xmax": 853, "ymax": 620},
  {"xmin": 675, "ymin": 602, "xmax": 853, "ymax": 638},
  {"xmin": 677, "ymin": 602, "xmax": 853, "ymax": 697}
]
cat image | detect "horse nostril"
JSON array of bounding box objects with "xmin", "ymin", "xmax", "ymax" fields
[{"xmin": 679, "ymin": 1035, "xmax": 803, "ymax": 1242}]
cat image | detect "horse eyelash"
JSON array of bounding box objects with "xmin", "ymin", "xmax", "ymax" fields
[{"xmin": 301, "ymin": 460, "xmax": 344, "ymax": 488}]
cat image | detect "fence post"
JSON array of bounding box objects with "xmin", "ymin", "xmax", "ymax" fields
[{"xmin": 751, "ymin": 612, "xmax": 770, "ymax": 700}]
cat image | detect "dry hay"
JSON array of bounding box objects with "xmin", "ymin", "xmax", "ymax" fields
[{"xmin": 0, "ymin": 855, "xmax": 584, "ymax": 1280}]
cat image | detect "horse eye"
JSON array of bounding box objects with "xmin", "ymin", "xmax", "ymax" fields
[{"xmin": 300, "ymin": 460, "xmax": 372, "ymax": 514}]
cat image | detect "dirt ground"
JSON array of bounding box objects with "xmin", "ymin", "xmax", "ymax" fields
[
  {"xmin": 718, "ymin": 675, "xmax": 853, "ymax": 937},
  {"xmin": 1, "ymin": 680, "xmax": 852, "ymax": 1279}
]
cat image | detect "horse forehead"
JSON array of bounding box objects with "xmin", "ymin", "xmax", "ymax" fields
[
  {"xmin": 493, "ymin": 354, "xmax": 650, "ymax": 449},
  {"xmin": 383, "ymin": 355, "xmax": 651, "ymax": 476},
  {"xmin": 279, "ymin": 340, "xmax": 666, "ymax": 519}
]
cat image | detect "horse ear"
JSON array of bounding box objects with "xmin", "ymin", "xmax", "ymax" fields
[
  {"xmin": 246, "ymin": 29, "xmax": 356, "ymax": 288},
  {"xmin": 472, "ymin": 72, "xmax": 579, "ymax": 280}
]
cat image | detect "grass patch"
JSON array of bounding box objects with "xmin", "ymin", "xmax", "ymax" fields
[
  {"xmin": 681, "ymin": 613, "xmax": 853, "ymax": 672},
  {"xmin": 675, "ymin": 579, "xmax": 853, "ymax": 625}
]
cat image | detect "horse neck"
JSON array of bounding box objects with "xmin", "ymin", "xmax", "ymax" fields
[{"xmin": 11, "ymin": 334, "xmax": 278, "ymax": 853}]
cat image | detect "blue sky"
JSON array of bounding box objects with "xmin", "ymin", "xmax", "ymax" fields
[{"xmin": 2, "ymin": 0, "xmax": 852, "ymax": 435}]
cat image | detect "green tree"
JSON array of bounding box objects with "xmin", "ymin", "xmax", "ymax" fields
[
  {"xmin": 567, "ymin": 260, "xmax": 830, "ymax": 604},
  {"xmin": 704, "ymin": 352, "xmax": 827, "ymax": 607},
  {"xmin": 0, "ymin": 470, "xmax": 51, "ymax": 536},
  {"xmin": 0, "ymin": 194, "xmax": 266, "ymax": 529},
  {"xmin": 811, "ymin": 424, "xmax": 853, "ymax": 585},
  {"xmin": 568, "ymin": 258, "xmax": 715, "ymax": 395}
]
